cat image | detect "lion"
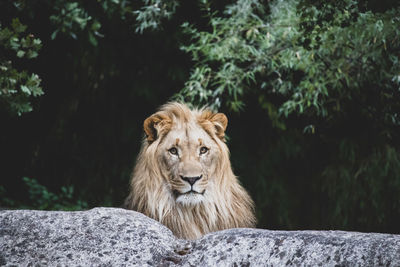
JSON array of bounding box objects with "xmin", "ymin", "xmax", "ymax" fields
[{"xmin": 124, "ymin": 102, "xmax": 256, "ymax": 239}]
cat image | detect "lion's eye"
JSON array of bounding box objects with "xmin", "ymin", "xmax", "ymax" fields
[
  {"xmin": 169, "ymin": 147, "xmax": 178, "ymax": 155},
  {"xmin": 199, "ymin": 146, "xmax": 209, "ymax": 155}
]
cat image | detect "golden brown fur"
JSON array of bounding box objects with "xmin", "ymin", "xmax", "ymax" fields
[{"xmin": 124, "ymin": 102, "xmax": 256, "ymax": 239}]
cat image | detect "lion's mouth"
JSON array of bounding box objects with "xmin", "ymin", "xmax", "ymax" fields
[
  {"xmin": 184, "ymin": 190, "xmax": 205, "ymax": 195},
  {"xmin": 174, "ymin": 189, "xmax": 206, "ymax": 205},
  {"xmin": 174, "ymin": 189, "xmax": 205, "ymax": 196}
]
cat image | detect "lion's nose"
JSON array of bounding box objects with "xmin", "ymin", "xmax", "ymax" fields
[{"xmin": 180, "ymin": 175, "xmax": 202, "ymax": 186}]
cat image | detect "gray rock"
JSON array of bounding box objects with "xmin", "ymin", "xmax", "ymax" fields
[{"xmin": 1, "ymin": 208, "xmax": 399, "ymax": 266}]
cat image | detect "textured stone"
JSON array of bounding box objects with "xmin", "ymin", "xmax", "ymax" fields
[{"xmin": 1, "ymin": 208, "xmax": 400, "ymax": 266}]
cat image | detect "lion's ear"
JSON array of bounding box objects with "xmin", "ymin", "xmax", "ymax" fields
[
  {"xmin": 143, "ymin": 113, "xmax": 171, "ymax": 143},
  {"xmin": 210, "ymin": 113, "xmax": 228, "ymax": 139},
  {"xmin": 200, "ymin": 111, "xmax": 228, "ymax": 140}
]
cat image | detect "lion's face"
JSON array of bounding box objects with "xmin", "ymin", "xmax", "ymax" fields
[
  {"xmin": 125, "ymin": 102, "xmax": 256, "ymax": 239},
  {"xmin": 157, "ymin": 122, "xmax": 220, "ymax": 205}
]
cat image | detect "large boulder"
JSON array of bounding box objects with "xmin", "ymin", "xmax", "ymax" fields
[{"xmin": 1, "ymin": 207, "xmax": 399, "ymax": 266}]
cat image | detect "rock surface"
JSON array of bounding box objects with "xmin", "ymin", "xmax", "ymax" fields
[{"xmin": 1, "ymin": 208, "xmax": 399, "ymax": 266}]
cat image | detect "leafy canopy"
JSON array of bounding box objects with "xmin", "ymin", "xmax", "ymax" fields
[{"xmin": 176, "ymin": 0, "xmax": 400, "ymax": 131}]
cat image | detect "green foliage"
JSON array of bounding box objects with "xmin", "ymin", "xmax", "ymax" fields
[
  {"xmin": 0, "ymin": 18, "xmax": 43, "ymax": 115},
  {"xmin": 50, "ymin": 1, "xmax": 92, "ymax": 39},
  {"xmin": 49, "ymin": 0, "xmax": 180, "ymax": 40},
  {"xmin": 22, "ymin": 177, "xmax": 88, "ymax": 210},
  {"xmin": 135, "ymin": 0, "xmax": 179, "ymax": 33},
  {"xmin": 177, "ymin": 0, "xmax": 400, "ymax": 126},
  {"xmin": 50, "ymin": 0, "xmax": 103, "ymax": 46},
  {"xmin": 0, "ymin": 0, "xmax": 179, "ymax": 116}
]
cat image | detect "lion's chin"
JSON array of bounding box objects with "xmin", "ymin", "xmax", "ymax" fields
[{"xmin": 175, "ymin": 191, "xmax": 205, "ymax": 206}]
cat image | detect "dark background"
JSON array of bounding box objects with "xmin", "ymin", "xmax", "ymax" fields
[{"xmin": 1, "ymin": 0, "xmax": 399, "ymax": 234}]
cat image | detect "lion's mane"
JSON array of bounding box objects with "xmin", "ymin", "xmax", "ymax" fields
[{"xmin": 124, "ymin": 102, "xmax": 256, "ymax": 239}]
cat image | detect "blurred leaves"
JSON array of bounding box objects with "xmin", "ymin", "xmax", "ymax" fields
[
  {"xmin": 0, "ymin": 0, "xmax": 180, "ymax": 116},
  {"xmin": 50, "ymin": 1, "xmax": 93, "ymax": 40},
  {"xmin": 22, "ymin": 177, "xmax": 88, "ymax": 210},
  {"xmin": 135, "ymin": 0, "xmax": 179, "ymax": 33},
  {"xmin": 0, "ymin": 178, "xmax": 88, "ymax": 211},
  {"xmin": 177, "ymin": 0, "xmax": 400, "ymax": 128},
  {"xmin": 0, "ymin": 18, "xmax": 43, "ymax": 115}
]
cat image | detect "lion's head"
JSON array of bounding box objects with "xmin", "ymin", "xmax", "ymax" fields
[{"xmin": 124, "ymin": 102, "xmax": 256, "ymax": 239}]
